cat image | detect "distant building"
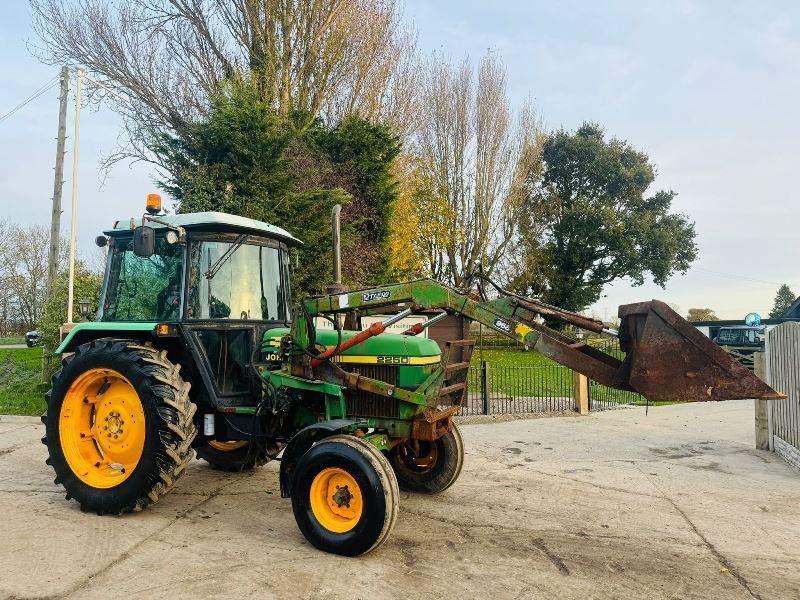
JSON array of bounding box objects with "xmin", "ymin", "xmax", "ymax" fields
[
  {"xmin": 781, "ymin": 296, "xmax": 800, "ymax": 319},
  {"xmin": 692, "ymin": 295, "xmax": 800, "ymax": 341}
]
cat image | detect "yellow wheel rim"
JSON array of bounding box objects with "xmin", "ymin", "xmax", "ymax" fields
[
  {"xmin": 59, "ymin": 368, "xmax": 145, "ymax": 488},
  {"xmin": 208, "ymin": 440, "xmax": 248, "ymax": 452},
  {"xmin": 398, "ymin": 441, "xmax": 438, "ymax": 472},
  {"xmin": 309, "ymin": 467, "xmax": 363, "ymax": 533}
]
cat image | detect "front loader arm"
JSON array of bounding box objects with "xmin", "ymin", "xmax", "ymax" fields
[
  {"xmin": 294, "ymin": 278, "xmax": 626, "ymax": 389},
  {"xmin": 291, "ymin": 277, "xmax": 782, "ymax": 402}
]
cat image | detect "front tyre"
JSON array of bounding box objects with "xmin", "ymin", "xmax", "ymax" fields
[
  {"xmin": 291, "ymin": 435, "xmax": 399, "ymax": 556},
  {"xmin": 389, "ymin": 425, "xmax": 464, "ymax": 493},
  {"xmin": 41, "ymin": 340, "xmax": 197, "ymax": 515}
]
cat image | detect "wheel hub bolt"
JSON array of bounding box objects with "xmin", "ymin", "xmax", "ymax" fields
[{"xmin": 332, "ymin": 485, "xmax": 353, "ymax": 508}]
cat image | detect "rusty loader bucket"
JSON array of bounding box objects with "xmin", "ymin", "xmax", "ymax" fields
[{"xmin": 617, "ymin": 300, "xmax": 783, "ymax": 402}]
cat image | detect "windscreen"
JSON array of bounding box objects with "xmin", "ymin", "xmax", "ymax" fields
[
  {"xmin": 187, "ymin": 237, "xmax": 290, "ymax": 321},
  {"xmin": 102, "ymin": 234, "xmax": 184, "ymax": 321}
]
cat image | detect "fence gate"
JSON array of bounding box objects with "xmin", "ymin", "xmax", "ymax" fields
[{"xmin": 764, "ymin": 322, "xmax": 800, "ymax": 469}]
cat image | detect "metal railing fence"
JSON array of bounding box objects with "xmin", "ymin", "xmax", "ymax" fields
[{"xmin": 455, "ymin": 336, "xmax": 643, "ymax": 416}]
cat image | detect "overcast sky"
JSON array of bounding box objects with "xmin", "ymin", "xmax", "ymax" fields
[{"xmin": 1, "ymin": 1, "xmax": 798, "ymax": 320}]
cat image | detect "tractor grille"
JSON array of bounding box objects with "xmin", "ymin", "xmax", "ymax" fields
[{"xmin": 339, "ymin": 364, "xmax": 400, "ymax": 419}]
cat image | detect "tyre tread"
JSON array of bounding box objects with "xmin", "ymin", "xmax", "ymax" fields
[
  {"xmin": 43, "ymin": 339, "xmax": 197, "ymax": 514},
  {"xmin": 315, "ymin": 435, "xmax": 399, "ymax": 554}
]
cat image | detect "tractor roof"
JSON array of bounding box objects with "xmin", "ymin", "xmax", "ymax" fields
[{"xmin": 105, "ymin": 211, "xmax": 302, "ymax": 246}]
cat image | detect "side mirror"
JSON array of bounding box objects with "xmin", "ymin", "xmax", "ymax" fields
[{"xmin": 133, "ymin": 225, "xmax": 155, "ymax": 257}]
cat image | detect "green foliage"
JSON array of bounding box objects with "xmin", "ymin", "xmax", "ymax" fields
[
  {"xmin": 157, "ymin": 84, "xmax": 400, "ymax": 295},
  {"xmin": 313, "ymin": 116, "xmax": 400, "ymax": 267},
  {"xmin": 39, "ymin": 263, "xmax": 102, "ymax": 362},
  {"xmin": 769, "ymin": 283, "xmax": 796, "ymax": 318},
  {"xmin": 0, "ymin": 347, "xmax": 46, "ymax": 415},
  {"xmin": 509, "ymin": 123, "xmax": 697, "ymax": 312},
  {"xmin": 687, "ymin": 308, "xmax": 719, "ymax": 322}
]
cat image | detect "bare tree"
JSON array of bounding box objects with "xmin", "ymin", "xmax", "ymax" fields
[
  {"xmin": 410, "ymin": 51, "xmax": 543, "ymax": 287},
  {"xmin": 0, "ymin": 221, "xmax": 67, "ymax": 332},
  {"xmin": 29, "ymin": 0, "xmax": 418, "ymax": 167}
]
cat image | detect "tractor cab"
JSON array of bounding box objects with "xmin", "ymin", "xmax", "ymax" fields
[
  {"xmin": 99, "ymin": 205, "xmax": 298, "ymax": 325},
  {"xmin": 61, "ymin": 198, "xmax": 301, "ymax": 412}
]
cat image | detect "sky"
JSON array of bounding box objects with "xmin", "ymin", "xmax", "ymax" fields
[{"xmin": 1, "ymin": 0, "xmax": 798, "ymax": 320}]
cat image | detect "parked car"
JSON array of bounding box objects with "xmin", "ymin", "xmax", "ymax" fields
[
  {"xmin": 25, "ymin": 330, "xmax": 40, "ymax": 347},
  {"xmin": 712, "ymin": 326, "xmax": 764, "ymax": 349}
]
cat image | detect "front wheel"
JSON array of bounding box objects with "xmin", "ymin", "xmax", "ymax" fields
[
  {"xmin": 291, "ymin": 435, "xmax": 399, "ymax": 556},
  {"xmin": 389, "ymin": 425, "xmax": 464, "ymax": 493}
]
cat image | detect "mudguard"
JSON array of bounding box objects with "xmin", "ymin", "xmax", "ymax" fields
[{"xmin": 279, "ymin": 419, "xmax": 357, "ymax": 498}]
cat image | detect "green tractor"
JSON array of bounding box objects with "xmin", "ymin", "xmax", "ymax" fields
[{"xmin": 42, "ymin": 199, "xmax": 781, "ymax": 556}]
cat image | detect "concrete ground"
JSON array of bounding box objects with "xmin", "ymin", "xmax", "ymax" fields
[{"xmin": 1, "ymin": 402, "xmax": 798, "ymax": 600}]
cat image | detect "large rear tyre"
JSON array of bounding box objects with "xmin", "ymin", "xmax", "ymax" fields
[
  {"xmin": 389, "ymin": 425, "xmax": 464, "ymax": 493},
  {"xmin": 291, "ymin": 435, "xmax": 399, "ymax": 556},
  {"xmin": 41, "ymin": 340, "xmax": 197, "ymax": 515},
  {"xmin": 195, "ymin": 439, "xmax": 281, "ymax": 471}
]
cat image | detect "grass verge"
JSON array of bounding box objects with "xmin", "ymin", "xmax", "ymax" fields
[
  {"xmin": 0, "ymin": 347, "xmax": 46, "ymax": 416},
  {"xmin": 469, "ymin": 347, "xmax": 683, "ymax": 406}
]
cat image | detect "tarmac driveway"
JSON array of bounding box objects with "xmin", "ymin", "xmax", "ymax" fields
[{"xmin": 1, "ymin": 401, "xmax": 798, "ymax": 599}]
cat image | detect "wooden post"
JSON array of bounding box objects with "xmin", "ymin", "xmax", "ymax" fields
[
  {"xmin": 753, "ymin": 350, "xmax": 770, "ymax": 450},
  {"xmin": 481, "ymin": 361, "xmax": 490, "ymax": 415},
  {"xmin": 573, "ymin": 372, "xmax": 589, "ymax": 415}
]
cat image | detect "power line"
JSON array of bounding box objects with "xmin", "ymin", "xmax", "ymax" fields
[
  {"xmin": 691, "ymin": 267, "xmax": 797, "ymax": 289},
  {"xmin": 0, "ymin": 74, "xmax": 60, "ymax": 125}
]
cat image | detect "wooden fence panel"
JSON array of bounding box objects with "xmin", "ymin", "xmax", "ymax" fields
[{"xmin": 765, "ymin": 323, "xmax": 800, "ymax": 465}]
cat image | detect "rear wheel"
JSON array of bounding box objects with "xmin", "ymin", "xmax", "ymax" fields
[
  {"xmin": 41, "ymin": 339, "xmax": 197, "ymax": 514},
  {"xmin": 196, "ymin": 439, "xmax": 280, "ymax": 471},
  {"xmin": 291, "ymin": 435, "xmax": 398, "ymax": 556},
  {"xmin": 389, "ymin": 425, "xmax": 464, "ymax": 493}
]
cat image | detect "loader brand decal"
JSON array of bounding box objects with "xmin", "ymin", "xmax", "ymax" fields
[
  {"xmin": 515, "ymin": 323, "xmax": 533, "ymax": 339},
  {"xmin": 493, "ymin": 318, "xmax": 512, "ymax": 333},
  {"xmin": 361, "ymin": 290, "xmax": 391, "ymax": 302}
]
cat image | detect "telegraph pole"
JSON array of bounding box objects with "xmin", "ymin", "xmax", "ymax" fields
[
  {"xmin": 43, "ymin": 67, "xmax": 69, "ymax": 380},
  {"xmin": 47, "ymin": 66, "xmax": 69, "ymax": 293}
]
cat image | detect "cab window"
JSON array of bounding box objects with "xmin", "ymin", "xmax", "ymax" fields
[
  {"xmin": 102, "ymin": 234, "xmax": 184, "ymax": 321},
  {"xmin": 187, "ymin": 236, "xmax": 289, "ymax": 321}
]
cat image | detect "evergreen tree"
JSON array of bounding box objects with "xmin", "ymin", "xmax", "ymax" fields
[
  {"xmin": 769, "ymin": 284, "xmax": 796, "ymax": 318},
  {"xmin": 157, "ymin": 84, "xmax": 400, "ymax": 295},
  {"xmin": 509, "ymin": 123, "xmax": 697, "ymax": 312}
]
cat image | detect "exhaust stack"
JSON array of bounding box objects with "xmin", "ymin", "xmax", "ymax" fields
[{"xmin": 327, "ymin": 204, "xmax": 346, "ymax": 295}]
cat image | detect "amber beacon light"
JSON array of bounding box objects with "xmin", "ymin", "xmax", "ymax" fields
[{"xmin": 146, "ymin": 193, "xmax": 162, "ymax": 215}]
